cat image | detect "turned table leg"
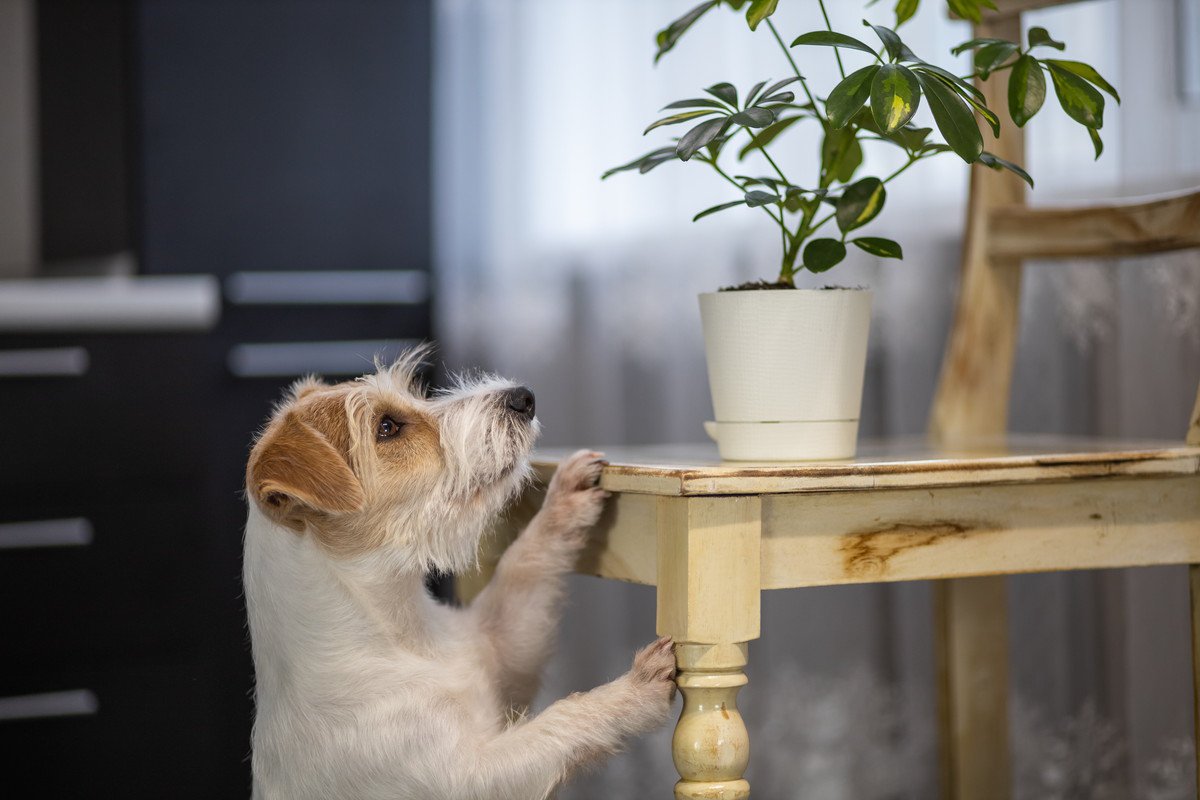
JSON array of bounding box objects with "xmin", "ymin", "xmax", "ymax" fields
[
  {"xmin": 672, "ymin": 642, "xmax": 751, "ymax": 800},
  {"xmin": 656, "ymin": 496, "xmax": 761, "ymax": 799}
]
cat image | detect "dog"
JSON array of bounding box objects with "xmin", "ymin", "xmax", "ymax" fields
[{"xmin": 242, "ymin": 351, "xmax": 676, "ymax": 799}]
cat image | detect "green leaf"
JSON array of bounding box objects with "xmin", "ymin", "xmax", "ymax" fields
[
  {"xmin": 804, "ymin": 239, "xmax": 848, "ymax": 273},
  {"xmin": 677, "ymin": 117, "xmax": 729, "ymax": 160},
  {"xmin": 1027, "ymin": 27, "xmax": 1065, "ymax": 51},
  {"xmin": 863, "ymin": 21, "xmax": 916, "ymax": 62},
  {"xmin": 644, "ymin": 109, "xmax": 723, "ymax": 134},
  {"xmin": 655, "ymin": 1, "xmax": 719, "ymax": 63},
  {"xmin": 744, "ymin": 80, "xmax": 769, "ymax": 107},
  {"xmin": 745, "ymin": 189, "xmax": 781, "ymax": 206},
  {"xmin": 660, "ymin": 98, "xmax": 730, "ymax": 111},
  {"xmin": 1044, "ymin": 59, "xmax": 1120, "ymax": 103},
  {"xmin": 737, "ymin": 115, "xmax": 805, "ymax": 160},
  {"xmin": 852, "ymin": 237, "xmax": 903, "ymax": 258},
  {"xmin": 894, "ymin": 0, "xmax": 919, "ymax": 27},
  {"xmin": 826, "ymin": 65, "xmax": 880, "ymax": 129},
  {"xmin": 730, "ymin": 107, "xmax": 776, "ymax": 127},
  {"xmin": 1088, "ymin": 126, "xmax": 1103, "ymax": 159},
  {"xmin": 705, "ymin": 82, "xmax": 739, "ymax": 107},
  {"xmin": 973, "ymin": 41, "xmax": 1019, "ymax": 79},
  {"xmin": 888, "ymin": 125, "xmax": 933, "ymax": 152},
  {"xmin": 911, "ymin": 63, "xmax": 985, "ymax": 104},
  {"xmin": 759, "ymin": 91, "xmax": 796, "ymax": 104},
  {"xmin": 601, "ymin": 147, "xmax": 679, "ymax": 180},
  {"xmin": 821, "ymin": 125, "xmax": 864, "ymax": 185},
  {"xmin": 950, "ymin": 37, "xmax": 1008, "ymax": 55},
  {"xmin": 745, "ymin": 0, "xmax": 779, "ymax": 31},
  {"xmin": 978, "ymin": 151, "xmax": 1034, "ymax": 188},
  {"xmin": 760, "ymin": 77, "xmax": 801, "ymax": 99},
  {"xmin": 1007, "ymin": 55, "xmax": 1045, "ymax": 127},
  {"xmin": 791, "ymin": 31, "xmax": 880, "ymax": 58},
  {"xmin": 918, "ymin": 65, "xmax": 1000, "ymax": 136},
  {"xmin": 1047, "ymin": 62, "xmax": 1105, "ymax": 128},
  {"xmin": 693, "ymin": 199, "xmax": 747, "ymax": 221},
  {"xmin": 836, "ymin": 177, "xmax": 886, "ymax": 232},
  {"xmin": 946, "ymin": 0, "xmax": 998, "ymax": 24},
  {"xmin": 870, "ymin": 64, "xmax": 922, "ymax": 133},
  {"xmin": 723, "ymin": 0, "xmax": 748, "ymax": 8},
  {"xmin": 913, "ymin": 71, "xmax": 983, "ymax": 162}
]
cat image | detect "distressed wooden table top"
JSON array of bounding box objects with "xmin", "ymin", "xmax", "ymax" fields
[{"xmin": 533, "ymin": 436, "xmax": 1200, "ymax": 496}]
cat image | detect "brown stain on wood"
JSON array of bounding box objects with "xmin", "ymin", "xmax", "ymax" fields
[{"xmin": 841, "ymin": 521, "xmax": 971, "ymax": 579}]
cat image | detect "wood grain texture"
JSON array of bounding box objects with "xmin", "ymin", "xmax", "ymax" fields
[
  {"xmin": 935, "ymin": 577, "xmax": 1012, "ymax": 800},
  {"xmin": 929, "ymin": 16, "xmax": 1026, "ymax": 443},
  {"xmin": 656, "ymin": 496, "xmax": 761, "ymax": 644},
  {"xmin": 759, "ymin": 475, "xmax": 1200, "ymax": 587},
  {"xmin": 989, "ymin": 190, "xmax": 1200, "ymax": 260},
  {"xmin": 533, "ymin": 438, "xmax": 1200, "ymax": 497},
  {"xmin": 672, "ymin": 643, "xmax": 751, "ymax": 800}
]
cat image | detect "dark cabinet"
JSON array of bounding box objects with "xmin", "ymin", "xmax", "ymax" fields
[{"xmin": 2, "ymin": 1, "xmax": 433, "ymax": 796}]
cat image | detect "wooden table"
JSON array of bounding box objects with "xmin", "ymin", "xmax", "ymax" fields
[{"xmin": 459, "ymin": 436, "xmax": 1200, "ymax": 799}]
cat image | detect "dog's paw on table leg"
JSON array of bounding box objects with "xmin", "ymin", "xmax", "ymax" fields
[{"xmin": 622, "ymin": 637, "xmax": 678, "ymax": 731}]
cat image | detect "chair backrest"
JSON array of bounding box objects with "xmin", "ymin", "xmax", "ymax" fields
[{"xmin": 926, "ymin": 0, "xmax": 1200, "ymax": 445}]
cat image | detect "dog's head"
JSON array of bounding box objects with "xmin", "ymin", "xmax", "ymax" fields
[{"xmin": 246, "ymin": 349, "xmax": 539, "ymax": 572}]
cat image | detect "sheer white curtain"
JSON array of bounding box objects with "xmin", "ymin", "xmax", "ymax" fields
[{"xmin": 434, "ymin": 0, "xmax": 1200, "ymax": 797}]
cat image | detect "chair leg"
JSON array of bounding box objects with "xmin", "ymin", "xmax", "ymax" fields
[
  {"xmin": 934, "ymin": 576, "xmax": 1012, "ymax": 800},
  {"xmin": 1189, "ymin": 565, "xmax": 1200, "ymax": 798}
]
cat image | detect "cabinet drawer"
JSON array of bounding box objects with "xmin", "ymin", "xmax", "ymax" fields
[
  {"xmin": 0, "ymin": 660, "xmax": 252, "ymax": 798},
  {"xmin": 0, "ymin": 497, "xmax": 219, "ymax": 668}
]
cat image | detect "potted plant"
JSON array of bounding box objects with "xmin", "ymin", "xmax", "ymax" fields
[{"xmin": 604, "ymin": 0, "xmax": 1117, "ymax": 460}]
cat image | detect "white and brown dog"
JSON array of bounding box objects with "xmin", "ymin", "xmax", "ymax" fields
[{"xmin": 242, "ymin": 352, "xmax": 676, "ymax": 799}]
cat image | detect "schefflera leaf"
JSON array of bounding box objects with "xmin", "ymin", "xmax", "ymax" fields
[
  {"xmin": 913, "ymin": 71, "xmax": 983, "ymax": 163},
  {"xmin": 1007, "ymin": 54, "xmax": 1046, "ymax": 127},
  {"xmin": 836, "ymin": 177, "xmax": 886, "ymax": 233},
  {"xmin": 804, "ymin": 238, "xmax": 847, "ymax": 273},
  {"xmin": 1047, "ymin": 62, "xmax": 1105, "ymax": 129},
  {"xmin": 852, "ymin": 237, "xmax": 903, "ymax": 258},
  {"xmin": 870, "ymin": 64, "xmax": 922, "ymax": 134},
  {"xmin": 826, "ymin": 65, "xmax": 880, "ymax": 129}
]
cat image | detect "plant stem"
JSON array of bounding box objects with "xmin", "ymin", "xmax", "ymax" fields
[
  {"xmin": 706, "ymin": 158, "xmax": 786, "ymax": 229},
  {"xmin": 761, "ymin": 148, "xmax": 789, "ymax": 185},
  {"xmin": 959, "ymin": 60, "xmax": 1019, "ymax": 81},
  {"xmin": 817, "ymin": 0, "xmax": 845, "ymax": 79},
  {"xmin": 765, "ymin": 19, "xmax": 825, "ymax": 123}
]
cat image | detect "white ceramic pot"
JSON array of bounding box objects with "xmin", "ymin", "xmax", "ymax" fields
[{"xmin": 698, "ymin": 288, "xmax": 872, "ymax": 461}]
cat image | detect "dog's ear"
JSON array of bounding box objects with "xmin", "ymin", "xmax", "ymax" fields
[{"xmin": 248, "ymin": 412, "xmax": 365, "ymax": 525}]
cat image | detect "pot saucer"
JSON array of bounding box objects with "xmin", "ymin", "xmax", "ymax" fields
[{"xmin": 704, "ymin": 420, "xmax": 858, "ymax": 462}]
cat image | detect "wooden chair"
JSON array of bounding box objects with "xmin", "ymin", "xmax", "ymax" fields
[{"xmin": 459, "ymin": 1, "xmax": 1200, "ymax": 796}]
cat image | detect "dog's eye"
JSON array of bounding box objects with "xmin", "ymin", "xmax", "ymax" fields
[{"xmin": 376, "ymin": 416, "xmax": 403, "ymax": 439}]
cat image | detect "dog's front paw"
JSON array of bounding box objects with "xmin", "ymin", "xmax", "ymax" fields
[
  {"xmin": 623, "ymin": 637, "xmax": 677, "ymax": 731},
  {"xmin": 542, "ymin": 449, "xmax": 609, "ymax": 534}
]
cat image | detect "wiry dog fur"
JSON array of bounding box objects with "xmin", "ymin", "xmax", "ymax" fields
[{"xmin": 242, "ymin": 351, "xmax": 676, "ymax": 799}]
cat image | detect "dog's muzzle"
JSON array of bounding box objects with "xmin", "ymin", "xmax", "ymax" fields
[{"xmin": 503, "ymin": 386, "xmax": 536, "ymax": 420}]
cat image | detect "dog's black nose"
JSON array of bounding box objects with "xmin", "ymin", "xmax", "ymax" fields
[{"xmin": 504, "ymin": 386, "xmax": 536, "ymax": 418}]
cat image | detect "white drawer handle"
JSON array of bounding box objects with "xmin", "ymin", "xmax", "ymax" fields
[
  {"xmin": 0, "ymin": 347, "xmax": 89, "ymax": 378},
  {"xmin": 225, "ymin": 270, "xmax": 429, "ymax": 305},
  {"xmin": 0, "ymin": 518, "xmax": 93, "ymax": 549},
  {"xmin": 0, "ymin": 690, "xmax": 98, "ymax": 722},
  {"xmin": 227, "ymin": 339, "xmax": 419, "ymax": 378}
]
